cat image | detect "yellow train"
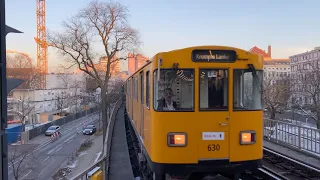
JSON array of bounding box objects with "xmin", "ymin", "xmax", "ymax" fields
[{"xmin": 125, "ymin": 45, "xmax": 264, "ymax": 180}]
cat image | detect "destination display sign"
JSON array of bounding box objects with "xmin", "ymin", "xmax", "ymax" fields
[{"xmin": 192, "ymin": 50, "xmax": 237, "ymax": 62}]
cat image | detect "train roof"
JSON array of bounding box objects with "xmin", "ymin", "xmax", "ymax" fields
[{"xmin": 125, "ymin": 45, "xmax": 261, "ymax": 81}]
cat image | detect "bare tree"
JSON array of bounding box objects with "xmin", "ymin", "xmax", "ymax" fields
[
  {"xmin": 6, "ymin": 52, "xmax": 36, "ymax": 89},
  {"xmin": 291, "ymin": 61, "xmax": 320, "ymax": 129},
  {"xmin": 9, "ymin": 145, "xmax": 38, "ymax": 180},
  {"xmin": 263, "ymin": 75, "xmax": 291, "ymax": 120},
  {"xmin": 48, "ymin": 0, "xmax": 140, "ymax": 144},
  {"xmin": 56, "ymin": 72, "xmax": 88, "ymax": 114},
  {"xmin": 106, "ymin": 79, "xmax": 125, "ymax": 115},
  {"xmin": 57, "ymin": 73, "xmax": 72, "ymax": 88},
  {"xmin": 54, "ymin": 74, "xmax": 71, "ymax": 115},
  {"xmin": 56, "ymin": 93, "xmax": 68, "ymax": 116},
  {"xmin": 56, "ymin": 73, "xmax": 77, "ymax": 114},
  {"xmin": 8, "ymin": 96, "xmax": 35, "ymax": 132},
  {"xmin": 69, "ymin": 79, "xmax": 85, "ymax": 113}
]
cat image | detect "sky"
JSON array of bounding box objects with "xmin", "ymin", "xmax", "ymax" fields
[{"xmin": 5, "ymin": 0, "xmax": 320, "ymax": 72}]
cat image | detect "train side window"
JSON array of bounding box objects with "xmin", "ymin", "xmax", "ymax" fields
[
  {"xmin": 135, "ymin": 77, "xmax": 138, "ymax": 100},
  {"xmin": 146, "ymin": 71, "xmax": 150, "ymax": 108},
  {"xmin": 199, "ymin": 69, "xmax": 228, "ymax": 111},
  {"xmin": 133, "ymin": 77, "xmax": 137, "ymax": 100},
  {"xmin": 129, "ymin": 79, "xmax": 131, "ymax": 96},
  {"xmin": 128, "ymin": 79, "xmax": 131, "ymax": 96},
  {"xmin": 131, "ymin": 78, "xmax": 134, "ymax": 97},
  {"xmin": 153, "ymin": 69, "xmax": 194, "ymax": 112},
  {"xmin": 127, "ymin": 80, "xmax": 130, "ymax": 95},
  {"xmin": 133, "ymin": 77, "xmax": 136, "ymax": 99},
  {"xmin": 140, "ymin": 72, "xmax": 144, "ymax": 103},
  {"xmin": 233, "ymin": 69, "xmax": 263, "ymax": 110}
]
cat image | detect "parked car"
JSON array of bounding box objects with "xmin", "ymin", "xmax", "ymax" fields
[
  {"xmin": 83, "ymin": 125, "xmax": 96, "ymax": 135},
  {"xmin": 45, "ymin": 125, "xmax": 61, "ymax": 136},
  {"xmin": 276, "ymin": 107, "xmax": 285, "ymax": 114}
]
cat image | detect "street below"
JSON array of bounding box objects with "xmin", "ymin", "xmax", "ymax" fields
[{"xmin": 8, "ymin": 112, "xmax": 101, "ymax": 180}]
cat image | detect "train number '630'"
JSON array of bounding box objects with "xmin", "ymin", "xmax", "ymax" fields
[{"xmin": 207, "ymin": 144, "xmax": 220, "ymax": 151}]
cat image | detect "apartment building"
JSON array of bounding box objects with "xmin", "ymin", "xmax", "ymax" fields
[
  {"xmin": 8, "ymin": 73, "xmax": 87, "ymax": 124},
  {"xmin": 290, "ymin": 47, "xmax": 320, "ymax": 105}
]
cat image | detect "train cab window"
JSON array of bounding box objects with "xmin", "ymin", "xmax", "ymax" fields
[
  {"xmin": 153, "ymin": 69, "xmax": 194, "ymax": 111},
  {"xmin": 233, "ymin": 69, "xmax": 263, "ymax": 110},
  {"xmin": 199, "ymin": 69, "xmax": 228, "ymax": 110}
]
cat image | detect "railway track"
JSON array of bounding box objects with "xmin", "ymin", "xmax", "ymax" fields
[
  {"xmin": 241, "ymin": 147, "xmax": 320, "ymax": 180},
  {"xmin": 261, "ymin": 147, "xmax": 320, "ymax": 180},
  {"xmin": 241, "ymin": 165, "xmax": 289, "ymax": 180}
]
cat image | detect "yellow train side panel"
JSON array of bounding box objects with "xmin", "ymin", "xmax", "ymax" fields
[
  {"xmin": 229, "ymin": 112, "xmax": 263, "ymax": 162},
  {"xmin": 143, "ymin": 106, "xmax": 152, "ymax": 158},
  {"xmin": 90, "ymin": 170, "xmax": 103, "ymax": 180}
]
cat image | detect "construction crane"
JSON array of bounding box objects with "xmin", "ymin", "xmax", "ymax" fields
[{"xmin": 34, "ymin": 0, "xmax": 47, "ymax": 89}]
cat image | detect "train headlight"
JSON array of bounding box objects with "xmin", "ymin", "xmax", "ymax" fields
[
  {"xmin": 167, "ymin": 132, "xmax": 187, "ymax": 147},
  {"xmin": 240, "ymin": 130, "xmax": 256, "ymax": 145}
]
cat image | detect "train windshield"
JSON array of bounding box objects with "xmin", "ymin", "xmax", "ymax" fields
[
  {"xmin": 233, "ymin": 69, "xmax": 263, "ymax": 110},
  {"xmin": 199, "ymin": 69, "xmax": 228, "ymax": 110},
  {"xmin": 153, "ymin": 69, "xmax": 194, "ymax": 111}
]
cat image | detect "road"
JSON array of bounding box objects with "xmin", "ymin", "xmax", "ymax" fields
[
  {"xmin": 66, "ymin": 133, "xmax": 103, "ymax": 179},
  {"xmin": 8, "ymin": 112, "xmax": 101, "ymax": 180}
]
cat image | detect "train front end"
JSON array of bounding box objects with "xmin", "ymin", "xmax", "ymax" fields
[{"xmin": 149, "ymin": 46, "xmax": 263, "ymax": 179}]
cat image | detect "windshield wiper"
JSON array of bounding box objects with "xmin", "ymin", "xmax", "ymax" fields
[{"xmin": 248, "ymin": 64, "xmax": 262, "ymax": 92}]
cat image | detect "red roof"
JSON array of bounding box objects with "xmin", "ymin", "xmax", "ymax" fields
[{"xmin": 249, "ymin": 46, "xmax": 270, "ymax": 58}]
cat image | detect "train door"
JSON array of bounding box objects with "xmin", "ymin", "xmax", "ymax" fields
[
  {"xmin": 198, "ymin": 69, "xmax": 230, "ymax": 160},
  {"xmin": 140, "ymin": 72, "xmax": 144, "ymax": 140},
  {"xmin": 229, "ymin": 69, "xmax": 263, "ymax": 162}
]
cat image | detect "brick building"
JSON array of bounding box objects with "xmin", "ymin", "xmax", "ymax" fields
[
  {"xmin": 128, "ymin": 53, "xmax": 149, "ymax": 75},
  {"xmin": 249, "ymin": 45, "xmax": 290, "ymax": 85}
]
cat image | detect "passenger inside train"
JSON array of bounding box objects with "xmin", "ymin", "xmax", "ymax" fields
[
  {"xmin": 154, "ymin": 69, "xmax": 194, "ymax": 111},
  {"xmin": 200, "ymin": 69, "xmax": 228, "ymax": 110},
  {"xmin": 156, "ymin": 88, "xmax": 178, "ymax": 111},
  {"xmin": 208, "ymin": 76, "xmax": 224, "ymax": 108}
]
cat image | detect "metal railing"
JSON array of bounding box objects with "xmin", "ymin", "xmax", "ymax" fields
[
  {"xmin": 264, "ymin": 118, "xmax": 320, "ymax": 157},
  {"xmin": 69, "ymin": 97, "xmax": 123, "ymax": 180}
]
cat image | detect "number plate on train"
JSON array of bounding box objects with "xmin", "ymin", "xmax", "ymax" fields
[
  {"xmin": 202, "ymin": 132, "xmax": 224, "ymax": 140},
  {"xmin": 207, "ymin": 144, "xmax": 220, "ymax": 151}
]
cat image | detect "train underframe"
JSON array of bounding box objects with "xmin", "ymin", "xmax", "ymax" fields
[{"xmin": 124, "ymin": 110, "xmax": 262, "ymax": 180}]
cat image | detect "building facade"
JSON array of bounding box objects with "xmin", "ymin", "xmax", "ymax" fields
[
  {"xmin": 263, "ymin": 59, "xmax": 290, "ymax": 85},
  {"xmin": 7, "ymin": 73, "xmax": 87, "ymax": 125},
  {"xmin": 128, "ymin": 53, "xmax": 149, "ymax": 75},
  {"xmin": 249, "ymin": 45, "xmax": 290, "ymax": 84},
  {"xmin": 249, "ymin": 45, "xmax": 291, "ymax": 108},
  {"xmin": 99, "ymin": 55, "xmax": 120, "ymax": 75},
  {"xmin": 11, "ymin": 88, "xmax": 82, "ymax": 113},
  {"xmin": 289, "ymin": 47, "xmax": 320, "ymax": 106}
]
